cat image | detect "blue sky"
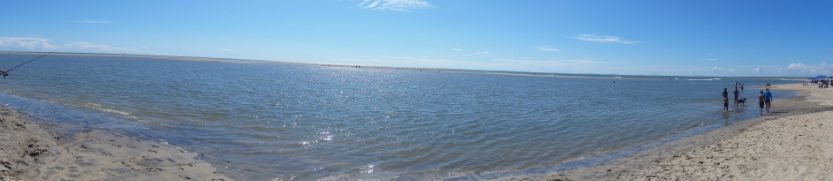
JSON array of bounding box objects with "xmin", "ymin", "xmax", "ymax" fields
[{"xmin": 2, "ymin": 0, "xmax": 832, "ymax": 76}]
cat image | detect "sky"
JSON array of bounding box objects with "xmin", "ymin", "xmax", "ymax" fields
[{"xmin": 2, "ymin": 0, "xmax": 833, "ymax": 77}]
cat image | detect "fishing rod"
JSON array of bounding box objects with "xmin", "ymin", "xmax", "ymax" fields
[{"xmin": 1, "ymin": 50, "xmax": 57, "ymax": 78}]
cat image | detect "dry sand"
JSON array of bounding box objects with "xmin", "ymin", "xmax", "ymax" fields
[
  {"xmin": 0, "ymin": 106, "xmax": 232, "ymax": 181},
  {"xmin": 496, "ymin": 83, "xmax": 833, "ymax": 181}
]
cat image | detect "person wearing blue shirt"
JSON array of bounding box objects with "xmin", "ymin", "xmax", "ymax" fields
[{"xmin": 763, "ymin": 88, "xmax": 773, "ymax": 113}]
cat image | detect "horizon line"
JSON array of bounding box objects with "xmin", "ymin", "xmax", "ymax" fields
[{"xmin": 0, "ymin": 51, "xmax": 808, "ymax": 79}]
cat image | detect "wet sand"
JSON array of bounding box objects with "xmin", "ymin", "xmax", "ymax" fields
[
  {"xmin": 495, "ymin": 83, "xmax": 833, "ymax": 180},
  {"xmin": 0, "ymin": 106, "xmax": 232, "ymax": 180}
]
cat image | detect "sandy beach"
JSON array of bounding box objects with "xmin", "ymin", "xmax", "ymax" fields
[
  {"xmin": 0, "ymin": 106, "xmax": 232, "ymax": 180},
  {"xmin": 496, "ymin": 83, "xmax": 833, "ymax": 181}
]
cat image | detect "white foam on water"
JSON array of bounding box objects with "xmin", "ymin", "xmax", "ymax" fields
[{"xmin": 81, "ymin": 103, "xmax": 133, "ymax": 117}]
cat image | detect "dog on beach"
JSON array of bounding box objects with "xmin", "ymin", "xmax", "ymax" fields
[{"xmin": 737, "ymin": 97, "xmax": 746, "ymax": 106}]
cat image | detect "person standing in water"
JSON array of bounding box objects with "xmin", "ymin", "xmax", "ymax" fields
[
  {"xmin": 764, "ymin": 87, "xmax": 773, "ymax": 113},
  {"xmin": 723, "ymin": 96, "xmax": 729, "ymax": 111},
  {"xmin": 722, "ymin": 88, "xmax": 729, "ymax": 111},
  {"xmin": 758, "ymin": 91, "xmax": 765, "ymax": 115},
  {"xmin": 733, "ymin": 88, "xmax": 740, "ymax": 106}
]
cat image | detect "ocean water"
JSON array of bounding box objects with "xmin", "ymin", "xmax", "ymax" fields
[{"xmin": 0, "ymin": 54, "xmax": 797, "ymax": 180}]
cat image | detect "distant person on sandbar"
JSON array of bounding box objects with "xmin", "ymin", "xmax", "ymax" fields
[
  {"xmin": 764, "ymin": 88, "xmax": 773, "ymax": 113},
  {"xmin": 758, "ymin": 91, "xmax": 765, "ymax": 115},
  {"xmin": 733, "ymin": 88, "xmax": 739, "ymax": 106}
]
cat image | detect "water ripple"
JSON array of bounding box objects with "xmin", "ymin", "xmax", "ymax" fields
[{"xmin": 0, "ymin": 54, "xmax": 800, "ymax": 180}]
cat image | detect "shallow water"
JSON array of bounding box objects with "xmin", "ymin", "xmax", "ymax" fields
[{"xmin": 0, "ymin": 54, "xmax": 796, "ymax": 180}]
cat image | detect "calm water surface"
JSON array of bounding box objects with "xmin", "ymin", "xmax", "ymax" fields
[{"xmin": 0, "ymin": 54, "xmax": 797, "ymax": 180}]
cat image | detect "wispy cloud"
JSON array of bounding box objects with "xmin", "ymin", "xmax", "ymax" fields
[
  {"xmin": 706, "ymin": 58, "xmax": 719, "ymax": 61},
  {"xmin": 219, "ymin": 48, "xmax": 238, "ymax": 52},
  {"xmin": 782, "ymin": 62, "xmax": 833, "ymax": 75},
  {"xmin": 74, "ymin": 20, "xmax": 109, "ymax": 24},
  {"xmin": 788, "ymin": 63, "xmax": 804, "ymax": 69},
  {"xmin": 449, "ymin": 48, "xmax": 489, "ymax": 56},
  {"xmin": 701, "ymin": 64, "xmax": 823, "ymax": 76},
  {"xmin": 536, "ymin": 46, "xmax": 559, "ymax": 52},
  {"xmin": 711, "ymin": 66, "xmax": 735, "ymax": 72},
  {"xmin": 0, "ymin": 37, "xmax": 57, "ymax": 51},
  {"xmin": 0, "ymin": 37, "xmax": 156, "ymax": 55},
  {"xmin": 358, "ymin": 0, "xmax": 433, "ymax": 11},
  {"xmin": 570, "ymin": 34, "xmax": 639, "ymax": 44}
]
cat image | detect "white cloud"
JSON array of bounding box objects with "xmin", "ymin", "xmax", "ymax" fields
[
  {"xmin": 711, "ymin": 67, "xmax": 734, "ymax": 72},
  {"xmin": 754, "ymin": 66, "xmax": 761, "ymax": 73},
  {"xmin": 358, "ymin": 0, "xmax": 380, "ymax": 8},
  {"xmin": 782, "ymin": 62, "xmax": 833, "ymax": 75},
  {"xmin": 0, "ymin": 37, "xmax": 57, "ymax": 51},
  {"xmin": 0, "ymin": 37, "xmax": 156, "ymax": 55},
  {"xmin": 706, "ymin": 58, "xmax": 718, "ymax": 61},
  {"xmin": 74, "ymin": 20, "xmax": 109, "ymax": 24},
  {"xmin": 536, "ymin": 46, "xmax": 559, "ymax": 52},
  {"xmin": 219, "ymin": 48, "xmax": 238, "ymax": 52},
  {"xmin": 788, "ymin": 63, "xmax": 803, "ymax": 69},
  {"xmin": 570, "ymin": 34, "xmax": 640, "ymax": 44},
  {"xmin": 358, "ymin": 0, "xmax": 433, "ymax": 11},
  {"xmin": 450, "ymin": 48, "xmax": 489, "ymax": 56}
]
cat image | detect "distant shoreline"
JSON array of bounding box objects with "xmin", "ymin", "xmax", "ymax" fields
[{"xmin": 0, "ymin": 51, "xmax": 805, "ymax": 80}]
